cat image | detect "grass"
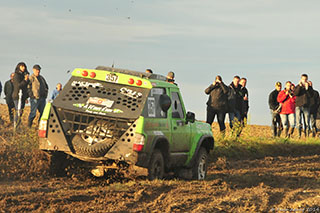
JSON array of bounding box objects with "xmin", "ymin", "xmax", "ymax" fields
[
  {"xmin": 1, "ymin": 104, "xmax": 320, "ymax": 180},
  {"xmin": 211, "ymin": 122, "xmax": 320, "ymax": 160}
]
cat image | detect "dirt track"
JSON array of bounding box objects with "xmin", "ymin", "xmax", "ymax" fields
[
  {"xmin": 1, "ymin": 154, "xmax": 320, "ymax": 212},
  {"xmin": 0, "ymin": 104, "xmax": 320, "ymax": 212}
]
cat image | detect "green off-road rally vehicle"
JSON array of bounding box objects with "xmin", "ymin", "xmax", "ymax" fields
[{"xmin": 39, "ymin": 66, "xmax": 214, "ymax": 180}]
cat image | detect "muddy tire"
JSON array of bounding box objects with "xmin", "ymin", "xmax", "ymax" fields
[
  {"xmin": 72, "ymin": 134, "xmax": 114, "ymax": 157},
  {"xmin": 148, "ymin": 149, "xmax": 165, "ymax": 180},
  {"xmin": 192, "ymin": 147, "xmax": 208, "ymax": 180}
]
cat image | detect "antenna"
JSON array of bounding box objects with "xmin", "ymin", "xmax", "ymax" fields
[{"xmin": 112, "ymin": 60, "xmax": 115, "ymax": 68}]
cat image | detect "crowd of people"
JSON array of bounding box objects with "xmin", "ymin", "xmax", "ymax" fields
[
  {"xmin": 205, "ymin": 75, "xmax": 249, "ymax": 136},
  {"xmin": 268, "ymin": 74, "xmax": 320, "ymax": 138},
  {"xmin": 1, "ymin": 63, "xmax": 320, "ymax": 140},
  {"xmin": 0, "ymin": 62, "xmax": 63, "ymax": 129}
]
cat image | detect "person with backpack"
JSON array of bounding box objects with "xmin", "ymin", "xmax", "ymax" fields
[
  {"xmin": 277, "ymin": 81, "xmax": 296, "ymax": 138},
  {"xmin": 205, "ymin": 75, "xmax": 229, "ymax": 134},
  {"xmin": 268, "ymin": 82, "xmax": 283, "ymax": 137}
]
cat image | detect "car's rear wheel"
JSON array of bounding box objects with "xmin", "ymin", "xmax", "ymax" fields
[
  {"xmin": 148, "ymin": 149, "xmax": 165, "ymax": 180},
  {"xmin": 72, "ymin": 120, "xmax": 116, "ymax": 157},
  {"xmin": 192, "ymin": 147, "xmax": 208, "ymax": 180},
  {"xmin": 72, "ymin": 135, "xmax": 114, "ymax": 157}
]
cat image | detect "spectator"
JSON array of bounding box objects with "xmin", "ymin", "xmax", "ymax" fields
[
  {"xmin": 205, "ymin": 75, "xmax": 229, "ymax": 134},
  {"xmin": 166, "ymin": 71, "xmax": 177, "ymax": 85},
  {"xmin": 27, "ymin": 64, "xmax": 49, "ymax": 127},
  {"xmin": 0, "ymin": 81, "xmax": 3, "ymax": 125},
  {"xmin": 51, "ymin": 83, "xmax": 63, "ymax": 101},
  {"xmin": 293, "ymin": 74, "xmax": 313, "ymax": 138},
  {"xmin": 240, "ymin": 77, "xmax": 249, "ymax": 124},
  {"xmin": 277, "ymin": 81, "xmax": 296, "ymax": 138},
  {"xmin": 145, "ymin": 69, "xmax": 153, "ymax": 74},
  {"xmin": 309, "ymin": 81, "xmax": 319, "ymax": 137},
  {"xmin": 228, "ymin": 76, "xmax": 243, "ymax": 128},
  {"xmin": 268, "ymin": 82, "xmax": 283, "ymax": 137},
  {"xmin": 4, "ymin": 73, "xmax": 15, "ymax": 123},
  {"xmin": 12, "ymin": 62, "xmax": 29, "ymax": 127}
]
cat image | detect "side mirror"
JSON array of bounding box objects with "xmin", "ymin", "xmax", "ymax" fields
[
  {"xmin": 186, "ymin": 111, "xmax": 195, "ymax": 124},
  {"xmin": 159, "ymin": 94, "xmax": 171, "ymax": 112}
]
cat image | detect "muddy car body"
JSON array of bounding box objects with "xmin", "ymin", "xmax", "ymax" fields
[{"xmin": 39, "ymin": 66, "xmax": 214, "ymax": 179}]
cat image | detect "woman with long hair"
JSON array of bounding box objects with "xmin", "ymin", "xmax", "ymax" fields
[{"xmin": 12, "ymin": 62, "xmax": 29, "ymax": 128}]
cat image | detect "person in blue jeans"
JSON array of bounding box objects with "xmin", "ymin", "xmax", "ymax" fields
[
  {"xmin": 293, "ymin": 74, "xmax": 314, "ymax": 138},
  {"xmin": 27, "ymin": 64, "xmax": 49, "ymax": 128},
  {"xmin": 228, "ymin": 76, "xmax": 243, "ymax": 129}
]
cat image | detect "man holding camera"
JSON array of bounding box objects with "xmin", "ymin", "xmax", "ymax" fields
[
  {"xmin": 294, "ymin": 74, "xmax": 314, "ymax": 138},
  {"xmin": 205, "ymin": 75, "xmax": 229, "ymax": 134}
]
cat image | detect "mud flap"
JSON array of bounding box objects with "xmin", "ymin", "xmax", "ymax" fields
[
  {"xmin": 40, "ymin": 107, "xmax": 71, "ymax": 152},
  {"xmin": 104, "ymin": 120, "xmax": 140, "ymax": 164}
]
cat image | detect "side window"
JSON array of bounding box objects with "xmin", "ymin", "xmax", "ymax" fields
[
  {"xmin": 171, "ymin": 92, "xmax": 184, "ymax": 119},
  {"xmin": 142, "ymin": 88, "xmax": 167, "ymax": 118}
]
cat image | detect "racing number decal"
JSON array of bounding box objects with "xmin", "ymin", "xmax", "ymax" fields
[{"xmin": 106, "ymin": 73, "xmax": 119, "ymax": 83}]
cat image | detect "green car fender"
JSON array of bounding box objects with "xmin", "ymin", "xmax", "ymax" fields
[{"xmin": 186, "ymin": 122, "xmax": 214, "ymax": 166}]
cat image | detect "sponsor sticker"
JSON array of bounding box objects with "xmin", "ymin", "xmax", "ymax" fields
[
  {"xmin": 120, "ymin": 87, "xmax": 142, "ymax": 99},
  {"xmin": 153, "ymin": 131, "xmax": 164, "ymax": 136},
  {"xmin": 73, "ymin": 103, "xmax": 123, "ymax": 114},
  {"xmin": 87, "ymin": 97, "xmax": 114, "ymax": 108},
  {"xmin": 71, "ymin": 81, "xmax": 102, "ymax": 88}
]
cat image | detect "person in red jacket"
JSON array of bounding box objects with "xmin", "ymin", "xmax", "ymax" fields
[{"xmin": 277, "ymin": 81, "xmax": 296, "ymax": 138}]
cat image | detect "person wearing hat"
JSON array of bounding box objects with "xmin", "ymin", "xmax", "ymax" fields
[
  {"xmin": 268, "ymin": 82, "xmax": 283, "ymax": 137},
  {"xmin": 145, "ymin": 69, "xmax": 153, "ymax": 74},
  {"xmin": 166, "ymin": 71, "xmax": 177, "ymax": 85},
  {"xmin": 27, "ymin": 64, "xmax": 49, "ymax": 127}
]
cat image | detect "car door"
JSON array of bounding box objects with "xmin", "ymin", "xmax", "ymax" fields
[{"xmin": 170, "ymin": 89, "xmax": 191, "ymax": 154}]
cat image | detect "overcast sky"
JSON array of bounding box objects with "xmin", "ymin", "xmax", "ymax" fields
[{"xmin": 1, "ymin": 0, "xmax": 320, "ymax": 125}]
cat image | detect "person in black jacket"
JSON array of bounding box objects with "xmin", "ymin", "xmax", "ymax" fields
[
  {"xmin": 0, "ymin": 81, "xmax": 3, "ymax": 125},
  {"xmin": 228, "ymin": 76, "xmax": 243, "ymax": 129},
  {"xmin": 293, "ymin": 74, "xmax": 313, "ymax": 137},
  {"xmin": 12, "ymin": 62, "xmax": 29, "ymax": 127},
  {"xmin": 240, "ymin": 78, "xmax": 249, "ymax": 125},
  {"xmin": 205, "ymin": 75, "xmax": 229, "ymax": 133},
  {"xmin": 4, "ymin": 73, "xmax": 15, "ymax": 123},
  {"xmin": 309, "ymin": 81, "xmax": 319, "ymax": 137},
  {"xmin": 268, "ymin": 82, "xmax": 283, "ymax": 137}
]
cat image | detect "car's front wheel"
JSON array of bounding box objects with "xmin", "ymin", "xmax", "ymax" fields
[
  {"xmin": 148, "ymin": 149, "xmax": 165, "ymax": 180},
  {"xmin": 192, "ymin": 147, "xmax": 208, "ymax": 180}
]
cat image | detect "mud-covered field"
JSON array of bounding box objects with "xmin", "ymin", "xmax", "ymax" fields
[{"xmin": 0, "ymin": 104, "xmax": 320, "ymax": 212}]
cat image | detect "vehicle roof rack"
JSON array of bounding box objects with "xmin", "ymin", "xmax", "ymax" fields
[{"xmin": 96, "ymin": 66, "xmax": 167, "ymax": 81}]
